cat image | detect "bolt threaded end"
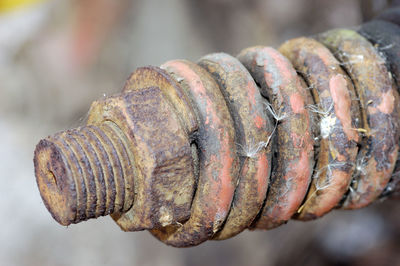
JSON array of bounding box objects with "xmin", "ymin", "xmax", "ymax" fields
[{"xmin": 34, "ymin": 122, "xmax": 135, "ymax": 226}]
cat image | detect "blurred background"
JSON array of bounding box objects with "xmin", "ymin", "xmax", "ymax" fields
[{"xmin": 1, "ymin": 0, "xmax": 400, "ymax": 265}]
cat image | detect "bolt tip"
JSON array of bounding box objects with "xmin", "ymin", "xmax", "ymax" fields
[{"xmin": 34, "ymin": 139, "xmax": 76, "ymax": 226}]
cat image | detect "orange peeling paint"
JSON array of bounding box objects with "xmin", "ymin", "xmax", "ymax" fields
[
  {"xmin": 377, "ymin": 89, "xmax": 395, "ymax": 114},
  {"xmin": 289, "ymin": 92, "xmax": 305, "ymax": 114},
  {"xmin": 215, "ymin": 134, "xmax": 235, "ymax": 220},
  {"xmin": 254, "ymin": 115, "xmax": 264, "ymax": 129},
  {"xmin": 283, "ymin": 149, "xmax": 311, "ymax": 219},
  {"xmin": 256, "ymin": 152, "xmax": 269, "ymax": 201},
  {"xmin": 329, "ymin": 74, "xmax": 359, "ymax": 142},
  {"xmin": 265, "ymin": 47, "xmax": 294, "ymax": 83}
]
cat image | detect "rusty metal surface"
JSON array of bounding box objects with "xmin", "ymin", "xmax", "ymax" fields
[
  {"xmin": 101, "ymin": 122, "xmax": 134, "ymax": 213},
  {"xmin": 359, "ymin": 20, "xmax": 400, "ymax": 89},
  {"xmin": 358, "ymin": 20, "xmax": 400, "ymax": 199},
  {"xmin": 89, "ymin": 126, "xmax": 123, "ymax": 214},
  {"xmin": 61, "ymin": 131, "xmax": 98, "ymax": 219},
  {"xmin": 34, "ymin": 138, "xmax": 78, "ymax": 225},
  {"xmin": 151, "ymin": 60, "xmax": 238, "ymax": 247},
  {"xmin": 87, "ymin": 88, "xmax": 196, "ymax": 230},
  {"xmin": 33, "ymin": 18, "xmax": 400, "ymax": 248},
  {"xmin": 280, "ymin": 37, "xmax": 362, "ymax": 219},
  {"xmin": 198, "ymin": 53, "xmax": 273, "ymax": 239},
  {"xmin": 238, "ymin": 46, "xmax": 314, "ymax": 228},
  {"xmin": 79, "ymin": 126, "xmax": 115, "ymax": 217},
  {"xmin": 318, "ymin": 29, "xmax": 400, "ymax": 209},
  {"xmin": 124, "ymin": 66, "xmax": 198, "ymax": 135},
  {"xmin": 52, "ymin": 132, "xmax": 89, "ymax": 222},
  {"xmin": 72, "ymin": 128, "xmax": 107, "ymax": 218}
]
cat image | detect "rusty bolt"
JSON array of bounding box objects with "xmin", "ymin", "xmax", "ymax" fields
[
  {"xmin": 34, "ymin": 16, "xmax": 400, "ymax": 247},
  {"xmin": 35, "ymin": 84, "xmax": 197, "ymax": 229}
]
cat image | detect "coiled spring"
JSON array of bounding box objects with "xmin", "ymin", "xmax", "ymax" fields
[{"xmin": 34, "ymin": 14, "xmax": 400, "ymax": 247}]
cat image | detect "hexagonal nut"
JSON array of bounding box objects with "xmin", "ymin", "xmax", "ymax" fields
[
  {"xmin": 124, "ymin": 66, "xmax": 198, "ymax": 135},
  {"xmin": 87, "ymin": 86, "xmax": 196, "ymax": 231}
]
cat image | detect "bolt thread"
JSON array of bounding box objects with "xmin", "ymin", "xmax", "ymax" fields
[{"xmin": 34, "ymin": 122, "xmax": 135, "ymax": 225}]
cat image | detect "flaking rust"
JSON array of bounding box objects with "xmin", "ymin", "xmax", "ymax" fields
[
  {"xmin": 151, "ymin": 60, "xmax": 239, "ymax": 247},
  {"xmin": 280, "ymin": 37, "xmax": 361, "ymax": 219},
  {"xmin": 318, "ymin": 29, "xmax": 400, "ymax": 209},
  {"xmin": 34, "ymin": 14, "xmax": 400, "ymax": 247},
  {"xmin": 35, "ymin": 87, "xmax": 197, "ymax": 230},
  {"xmin": 358, "ymin": 20, "xmax": 400, "ymax": 199},
  {"xmin": 238, "ymin": 46, "xmax": 314, "ymax": 228},
  {"xmin": 198, "ymin": 53, "xmax": 272, "ymax": 239}
]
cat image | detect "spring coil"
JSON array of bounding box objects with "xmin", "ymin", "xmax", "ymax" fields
[{"xmin": 34, "ymin": 16, "xmax": 400, "ymax": 247}]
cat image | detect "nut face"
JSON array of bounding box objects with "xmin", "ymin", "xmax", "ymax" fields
[
  {"xmin": 124, "ymin": 66, "xmax": 198, "ymax": 135},
  {"xmin": 199, "ymin": 53, "xmax": 273, "ymax": 239},
  {"xmin": 238, "ymin": 46, "xmax": 314, "ymax": 228},
  {"xmin": 87, "ymin": 87, "xmax": 196, "ymax": 231},
  {"xmin": 318, "ymin": 29, "xmax": 400, "ymax": 209},
  {"xmin": 280, "ymin": 37, "xmax": 361, "ymax": 219},
  {"xmin": 151, "ymin": 60, "xmax": 239, "ymax": 247}
]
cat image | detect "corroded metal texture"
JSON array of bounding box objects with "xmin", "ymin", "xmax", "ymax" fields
[
  {"xmin": 123, "ymin": 66, "xmax": 198, "ymax": 135},
  {"xmin": 37, "ymin": 87, "xmax": 197, "ymax": 230},
  {"xmin": 90, "ymin": 88, "xmax": 196, "ymax": 231},
  {"xmin": 151, "ymin": 60, "xmax": 238, "ymax": 246},
  {"xmin": 359, "ymin": 20, "xmax": 400, "ymax": 89},
  {"xmin": 279, "ymin": 37, "xmax": 361, "ymax": 219},
  {"xmin": 35, "ymin": 139, "xmax": 78, "ymax": 225},
  {"xmin": 198, "ymin": 53, "xmax": 273, "ymax": 239},
  {"xmin": 237, "ymin": 46, "xmax": 314, "ymax": 228},
  {"xmin": 318, "ymin": 29, "xmax": 400, "ymax": 209},
  {"xmin": 34, "ymin": 122, "xmax": 136, "ymax": 225},
  {"xmin": 34, "ymin": 15, "xmax": 400, "ymax": 248},
  {"xmin": 358, "ymin": 20, "xmax": 400, "ymax": 199}
]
